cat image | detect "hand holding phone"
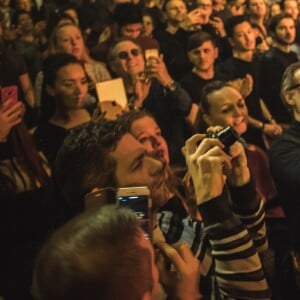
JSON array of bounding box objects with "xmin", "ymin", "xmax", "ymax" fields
[
  {"xmin": 116, "ymin": 186, "xmax": 152, "ymax": 241},
  {"xmin": 1, "ymin": 86, "xmax": 18, "ymax": 109}
]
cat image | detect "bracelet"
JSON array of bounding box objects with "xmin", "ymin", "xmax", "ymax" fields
[
  {"xmin": 164, "ymin": 80, "xmax": 178, "ymax": 92},
  {"xmin": 267, "ymin": 117, "xmax": 275, "ymax": 123},
  {"xmin": 258, "ymin": 121, "xmax": 265, "ymax": 131}
]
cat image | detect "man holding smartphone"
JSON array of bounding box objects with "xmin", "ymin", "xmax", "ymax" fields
[{"xmin": 53, "ymin": 119, "xmax": 270, "ymax": 299}]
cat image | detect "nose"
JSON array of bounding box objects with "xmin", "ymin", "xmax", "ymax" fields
[
  {"xmin": 146, "ymin": 156, "xmax": 164, "ymax": 177},
  {"xmin": 150, "ymin": 136, "xmax": 161, "ymax": 148}
]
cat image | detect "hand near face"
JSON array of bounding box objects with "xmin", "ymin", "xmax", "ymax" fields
[
  {"xmin": 0, "ymin": 101, "xmax": 24, "ymax": 142},
  {"xmin": 147, "ymin": 55, "xmax": 173, "ymax": 87},
  {"xmin": 226, "ymin": 141, "xmax": 251, "ymax": 187},
  {"xmin": 209, "ymin": 16, "xmax": 226, "ymax": 37},
  {"xmin": 183, "ymin": 133, "xmax": 231, "ymax": 205},
  {"xmin": 156, "ymin": 241, "xmax": 202, "ymax": 300}
]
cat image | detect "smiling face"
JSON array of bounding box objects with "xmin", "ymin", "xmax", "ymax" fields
[
  {"xmin": 130, "ymin": 116, "xmax": 170, "ymax": 164},
  {"xmin": 55, "ymin": 25, "xmax": 85, "ymax": 60},
  {"xmin": 110, "ymin": 40, "xmax": 145, "ymax": 77},
  {"xmin": 47, "ymin": 63, "xmax": 88, "ymax": 111},
  {"xmin": 188, "ymin": 40, "xmax": 218, "ymax": 73},
  {"xmin": 203, "ymin": 86, "xmax": 248, "ymax": 135},
  {"xmin": 110, "ymin": 133, "xmax": 168, "ymax": 211}
]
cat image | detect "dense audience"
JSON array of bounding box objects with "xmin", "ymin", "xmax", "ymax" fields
[{"xmin": 1, "ymin": 0, "xmax": 300, "ymax": 299}]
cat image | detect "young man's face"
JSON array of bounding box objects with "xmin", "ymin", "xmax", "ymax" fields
[
  {"xmin": 120, "ymin": 23, "xmax": 143, "ymax": 39},
  {"xmin": 110, "ymin": 133, "xmax": 168, "ymax": 210},
  {"xmin": 247, "ymin": 0, "xmax": 267, "ymax": 17},
  {"xmin": 197, "ymin": 0, "xmax": 213, "ymax": 24},
  {"xmin": 283, "ymin": 0, "xmax": 299, "ymax": 20},
  {"xmin": 230, "ymin": 21, "xmax": 256, "ymax": 52},
  {"xmin": 275, "ymin": 17, "xmax": 296, "ymax": 45},
  {"xmin": 188, "ymin": 40, "xmax": 218, "ymax": 73}
]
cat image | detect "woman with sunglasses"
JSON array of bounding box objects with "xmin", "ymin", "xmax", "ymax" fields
[{"xmin": 108, "ymin": 37, "xmax": 193, "ymax": 167}]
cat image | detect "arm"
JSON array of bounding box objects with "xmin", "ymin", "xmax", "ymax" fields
[{"xmin": 19, "ymin": 73, "xmax": 35, "ymax": 108}]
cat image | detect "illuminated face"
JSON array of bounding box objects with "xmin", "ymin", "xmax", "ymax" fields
[
  {"xmin": 165, "ymin": 0, "xmax": 187, "ymax": 24},
  {"xmin": 110, "ymin": 40, "xmax": 145, "ymax": 77},
  {"xmin": 64, "ymin": 8, "xmax": 79, "ymax": 25},
  {"xmin": 55, "ymin": 25, "xmax": 85, "ymax": 61},
  {"xmin": 284, "ymin": 0, "xmax": 299, "ymax": 20},
  {"xmin": 248, "ymin": 0, "xmax": 267, "ymax": 17},
  {"xmin": 197, "ymin": 0, "xmax": 213, "ymax": 24},
  {"xmin": 229, "ymin": 0, "xmax": 246, "ymax": 16},
  {"xmin": 275, "ymin": 17, "xmax": 296, "ymax": 45},
  {"xmin": 143, "ymin": 15, "xmax": 154, "ymax": 37},
  {"xmin": 47, "ymin": 63, "xmax": 88, "ymax": 111},
  {"xmin": 16, "ymin": 0, "xmax": 31, "ymax": 12},
  {"xmin": 130, "ymin": 116, "xmax": 170, "ymax": 164},
  {"xmin": 230, "ymin": 21, "xmax": 256, "ymax": 51},
  {"xmin": 188, "ymin": 40, "xmax": 218, "ymax": 73},
  {"xmin": 110, "ymin": 133, "xmax": 168, "ymax": 210},
  {"xmin": 203, "ymin": 86, "xmax": 248, "ymax": 135},
  {"xmin": 120, "ymin": 23, "xmax": 143, "ymax": 39},
  {"xmin": 270, "ymin": 3, "xmax": 281, "ymax": 17}
]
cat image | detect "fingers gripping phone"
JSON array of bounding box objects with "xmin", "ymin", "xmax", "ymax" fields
[
  {"xmin": 116, "ymin": 186, "xmax": 152, "ymax": 241},
  {"xmin": 1, "ymin": 85, "xmax": 18, "ymax": 108}
]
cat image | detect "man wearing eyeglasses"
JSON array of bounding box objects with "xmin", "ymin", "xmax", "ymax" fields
[{"xmin": 269, "ymin": 61, "xmax": 300, "ymax": 298}]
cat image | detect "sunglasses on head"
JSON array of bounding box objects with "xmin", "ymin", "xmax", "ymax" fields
[{"xmin": 118, "ymin": 48, "xmax": 141, "ymax": 60}]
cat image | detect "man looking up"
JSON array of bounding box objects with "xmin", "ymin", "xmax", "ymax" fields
[{"xmin": 54, "ymin": 118, "xmax": 270, "ymax": 299}]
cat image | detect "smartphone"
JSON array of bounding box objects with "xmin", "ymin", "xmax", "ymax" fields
[
  {"xmin": 145, "ymin": 48, "xmax": 159, "ymax": 65},
  {"xmin": 116, "ymin": 186, "xmax": 152, "ymax": 241},
  {"xmin": 1, "ymin": 85, "xmax": 18, "ymax": 108}
]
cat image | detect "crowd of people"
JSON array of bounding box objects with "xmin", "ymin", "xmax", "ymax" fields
[{"xmin": 1, "ymin": 0, "xmax": 300, "ymax": 299}]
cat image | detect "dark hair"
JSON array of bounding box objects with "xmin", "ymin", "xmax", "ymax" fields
[
  {"xmin": 113, "ymin": 2, "xmax": 143, "ymax": 27},
  {"xmin": 225, "ymin": 15, "xmax": 250, "ymax": 38},
  {"xmin": 187, "ymin": 31, "xmax": 217, "ymax": 51},
  {"xmin": 40, "ymin": 53, "xmax": 83, "ymax": 123},
  {"xmin": 33, "ymin": 205, "xmax": 154, "ymax": 300},
  {"xmin": 268, "ymin": 12, "xmax": 294, "ymax": 33},
  {"xmin": 54, "ymin": 120, "xmax": 127, "ymax": 211}
]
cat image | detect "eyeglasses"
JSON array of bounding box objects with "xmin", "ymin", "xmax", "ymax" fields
[
  {"xmin": 118, "ymin": 48, "xmax": 141, "ymax": 60},
  {"xmin": 287, "ymin": 83, "xmax": 300, "ymax": 91}
]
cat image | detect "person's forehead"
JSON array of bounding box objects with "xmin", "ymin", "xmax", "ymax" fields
[
  {"xmin": 167, "ymin": 0, "xmax": 186, "ymax": 8},
  {"xmin": 293, "ymin": 69, "xmax": 300, "ymax": 81},
  {"xmin": 56, "ymin": 63, "xmax": 85, "ymax": 79},
  {"xmin": 197, "ymin": 0, "xmax": 212, "ymax": 5},
  {"xmin": 123, "ymin": 23, "xmax": 143, "ymax": 29},
  {"xmin": 192, "ymin": 40, "xmax": 215, "ymax": 50},
  {"xmin": 131, "ymin": 116, "xmax": 159, "ymax": 133},
  {"xmin": 234, "ymin": 21, "xmax": 252, "ymax": 33},
  {"xmin": 58, "ymin": 25, "xmax": 80, "ymax": 36},
  {"xmin": 110, "ymin": 133, "xmax": 145, "ymax": 161},
  {"xmin": 209, "ymin": 86, "xmax": 241, "ymax": 104},
  {"xmin": 277, "ymin": 17, "xmax": 295, "ymax": 26}
]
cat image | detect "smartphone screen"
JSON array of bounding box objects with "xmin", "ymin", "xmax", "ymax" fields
[
  {"xmin": 1, "ymin": 85, "xmax": 18, "ymax": 108},
  {"xmin": 117, "ymin": 187, "xmax": 152, "ymax": 241}
]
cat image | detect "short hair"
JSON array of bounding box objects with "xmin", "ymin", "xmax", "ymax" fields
[
  {"xmin": 113, "ymin": 2, "xmax": 142, "ymax": 27},
  {"xmin": 54, "ymin": 120, "xmax": 127, "ymax": 211},
  {"xmin": 32, "ymin": 205, "xmax": 154, "ymax": 300},
  {"xmin": 107, "ymin": 36, "xmax": 141, "ymax": 63},
  {"xmin": 225, "ymin": 15, "xmax": 250, "ymax": 38},
  {"xmin": 268, "ymin": 12, "xmax": 294, "ymax": 33},
  {"xmin": 280, "ymin": 61, "xmax": 300, "ymax": 111},
  {"xmin": 187, "ymin": 31, "xmax": 217, "ymax": 51}
]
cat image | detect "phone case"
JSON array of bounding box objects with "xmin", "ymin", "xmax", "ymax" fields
[{"xmin": 1, "ymin": 86, "xmax": 18, "ymax": 108}]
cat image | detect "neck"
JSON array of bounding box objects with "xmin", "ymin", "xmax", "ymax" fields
[
  {"xmin": 232, "ymin": 49, "xmax": 253, "ymax": 62},
  {"xmin": 192, "ymin": 67, "xmax": 214, "ymax": 79},
  {"xmin": 50, "ymin": 108, "xmax": 91, "ymax": 129},
  {"xmin": 273, "ymin": 41, "xmax": 291, "ymax": 53},
  {"xmin": 166, "ymin": 22, "xmax": 180, "ymax": 34}
]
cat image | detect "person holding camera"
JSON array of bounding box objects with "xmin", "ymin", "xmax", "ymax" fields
[
  {"xmin": 108, "ymin": 37, "xmax": 193, "ymax": 167},
  {"xmin": 52, "ymin": 117, "xmax": 270, "ymax": 299}
]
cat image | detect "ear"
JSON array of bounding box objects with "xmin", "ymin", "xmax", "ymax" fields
[
  {"xmin": 46, "ymin": 84, "xmax": 55, "ymax": 97},
  {"xmin": 228, "ymin": 37, "xmax": 235, "ymax": 48},
  {"xmin": 284, "ymin": 90, "xmax": 296, "ymax": 106},
  {"xmin": 214, "ymin": 47, "xmax": 219, "ymax": 59},
  {"xmin": 203, "ymin": 113, "xmax": 213, "ymax": 126}
]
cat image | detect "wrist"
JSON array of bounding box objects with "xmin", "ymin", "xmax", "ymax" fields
[
  {"xmin": 164, "ymin": 79, "xmax": 178, "ymax": 92},
  {"xmin": 258, "ymin": 121, "xmax": 265, "ymax": 131}
]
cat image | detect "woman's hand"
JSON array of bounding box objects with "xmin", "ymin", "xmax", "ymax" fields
[{"xmin": 0, "ymin": 100, "xmax": 24, "ymax": 142}]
